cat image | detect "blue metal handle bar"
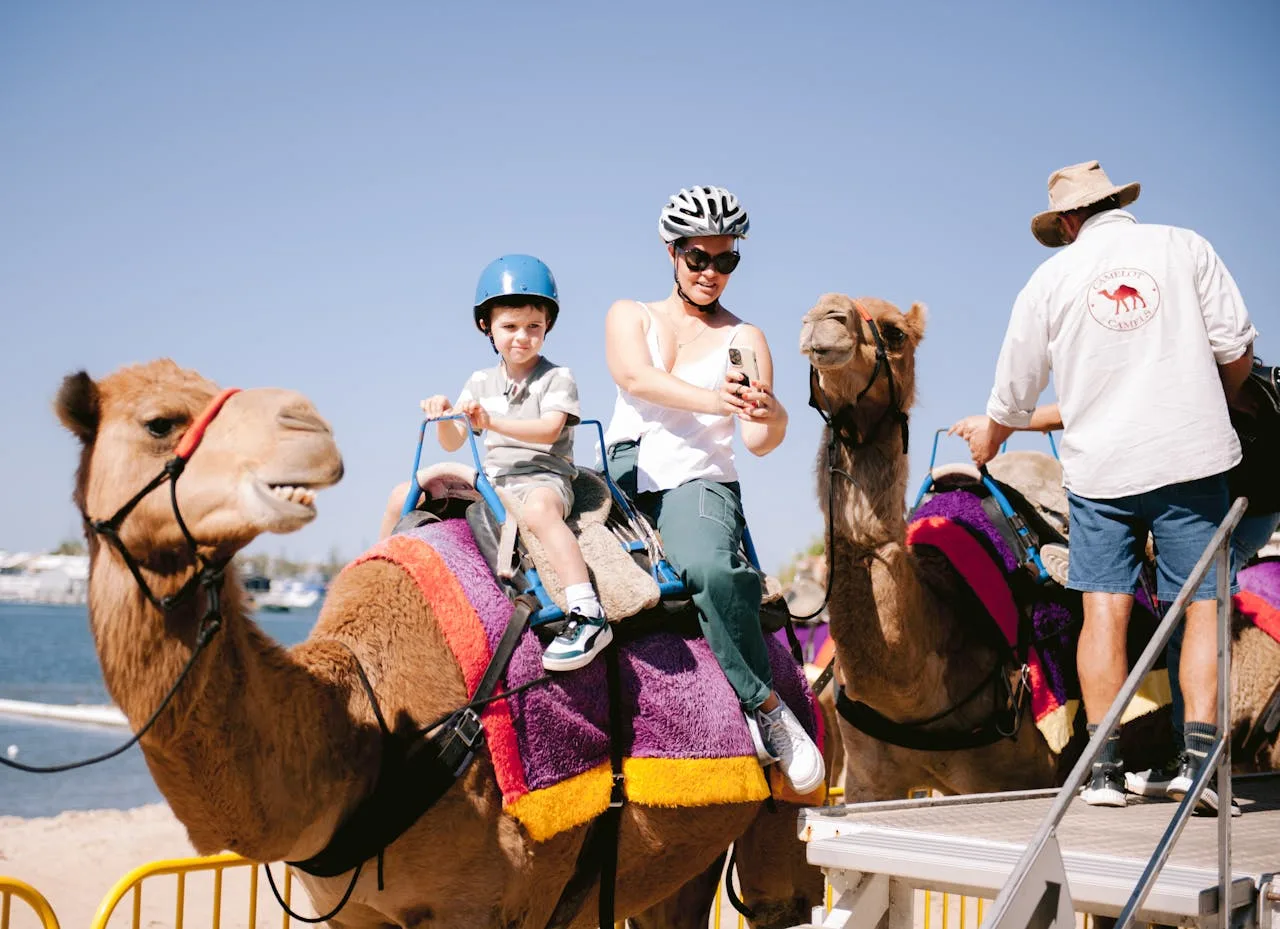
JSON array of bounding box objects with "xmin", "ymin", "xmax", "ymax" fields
[
  {"xmin": 402, "ymin": 415, "xmax": 507, "ymax": 524},
  {"xmin": 979, "ymin": 467, "xmax": 1051, "ymax": 583},
  {"xmin": 578, "ymin": 419, "xmax": 688, "ymax": 589},
  {"xmin": 400, "ymin": 420, "xmax": 431, "ymax": 517},
  {"xmin": 926, "ymin": 427, "xmax": 949, "ymax": 471},
  {"xmin": 579, "ymin": 419, "xmax": 643, "ymax": 521}
]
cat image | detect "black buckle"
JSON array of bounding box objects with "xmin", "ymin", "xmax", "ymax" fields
[
  {"xmin": 455, "ymin": 707, "xmax": 483, "ymax": 749},
  {"xmin": 608, "ymin": 772, "xmax": 626, "ymax": 809}
]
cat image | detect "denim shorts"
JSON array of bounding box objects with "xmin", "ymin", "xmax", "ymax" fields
[{"xmin": 1066, "ymin": 473, "xmax": 1231, "ymax": 602}]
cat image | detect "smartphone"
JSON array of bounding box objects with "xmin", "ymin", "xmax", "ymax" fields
[{"xmin": 727, "ymin": 346, "xmax": 761, "ymax": 387}]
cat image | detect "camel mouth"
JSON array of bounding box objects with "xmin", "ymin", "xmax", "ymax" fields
[
  {"xmin": 243, "ymin": 475, "xmax": 330, "ymax": 531},
  {"xmin": 804, "ymin": 344, "xmax": 855, "ymax": 369}
]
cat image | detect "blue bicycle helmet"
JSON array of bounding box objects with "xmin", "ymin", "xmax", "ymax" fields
[{"xmin": 473, "ymin": 254, "xmax": 560, "ymax": 333}]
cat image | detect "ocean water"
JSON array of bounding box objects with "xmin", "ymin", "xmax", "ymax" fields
[{"xmin": 0, "ymin": 601, "xmax": 320, "ymax": 818}]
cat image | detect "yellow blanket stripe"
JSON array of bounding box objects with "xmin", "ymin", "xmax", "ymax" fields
[{"xmin": 506, "ymin": 757, "xmax": 770, "ymax": 843}]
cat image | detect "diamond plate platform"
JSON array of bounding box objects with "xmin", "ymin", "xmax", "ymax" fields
[{"xmin": 798, "ymin": 773, "xmax": 1280, "ymax": 926}]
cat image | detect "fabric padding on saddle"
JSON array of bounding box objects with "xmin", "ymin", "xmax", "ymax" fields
[
  {"xmin": 498, "ymin": 470, "xmax": 661, "ymax": 620},
  {"xmin": 908, "ymin": 487, "xmax": 1167, "ymax": 753},
  {"xmin": 1238, "ymin": 560, "xmax": 1280, "ymax": 645},
  {"xmin": 353, "ymin": 520, "xmax": 822, "ymax": 843}
]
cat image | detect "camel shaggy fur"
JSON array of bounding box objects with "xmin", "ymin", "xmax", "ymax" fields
[
  {"xmin": 55, "ymin": 359, "xmax": 822, "ymax": 929},
  {"xmin": 799, "ymin": 293, "xmax": 1280, "ymax": 801}
]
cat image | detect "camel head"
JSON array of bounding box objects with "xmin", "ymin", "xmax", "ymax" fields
[
  {"xmin": 56, "ymin": 359, "xmax": 343, "ymax": 562},
  {"xmin": 800, "ymin": 294, "xmax": 926, "ymax": 416}
]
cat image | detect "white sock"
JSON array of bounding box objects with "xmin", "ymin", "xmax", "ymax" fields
[{"xmin": 564, "ymin": 583, "xmax": 603, "ymax": 619}]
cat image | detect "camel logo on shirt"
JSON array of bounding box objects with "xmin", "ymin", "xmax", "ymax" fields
[{"xmin": 1086, "ymin": 269, "xmax": 1160, "ymax": 331}]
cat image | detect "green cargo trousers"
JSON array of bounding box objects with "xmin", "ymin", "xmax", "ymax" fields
[{"xmin": 607, "ymin": 441, "xmax": 774, "ymax": 710}]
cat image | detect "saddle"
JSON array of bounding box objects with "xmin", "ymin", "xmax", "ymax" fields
[
  {"xmin": 1230, "ymin": 357, "xmax": 1280, "ymax": 515},
  {"xmin": 397, "ymin": 462, "xmax": 786, "ymax": 627}
]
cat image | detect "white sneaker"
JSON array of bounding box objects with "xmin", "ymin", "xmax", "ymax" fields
[
  {"xmin": 744, "ymin": 712, "xmax": 779, "ymax": 764},
  {"xmin": 756, "ymin": 703, "xmax": 825, "ymax": 795}
]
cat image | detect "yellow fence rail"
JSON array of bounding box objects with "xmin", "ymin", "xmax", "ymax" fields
[
  {"xmin": 0, "ymin": 878, "xmax": 60, "ymax": 929},
  {"xmin": 89, "ymin": 852, "xmax": 300, "ymax": 929}
]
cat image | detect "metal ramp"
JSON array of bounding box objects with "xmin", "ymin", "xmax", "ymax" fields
[
  {"xmin": 795, "ymin": 499, "xmax": 1279, "ymax": 929},
  {"xmin": 796, "ymin": 776, "xmax": 1279, "ymax": 927}
]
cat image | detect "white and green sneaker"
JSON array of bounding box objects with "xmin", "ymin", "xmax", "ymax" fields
[{"xmin": 542, "ymin": 611, "xmax": 614, "ymax": 672}]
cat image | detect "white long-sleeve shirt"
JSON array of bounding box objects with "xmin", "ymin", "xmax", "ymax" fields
[{"xmin": 986, "ymin": 209, "xmax": 1256, "ymax": 499}]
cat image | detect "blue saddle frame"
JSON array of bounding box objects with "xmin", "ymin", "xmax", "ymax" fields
[
  {"xmin": 911, "ymin": 427, "xmax": 1061, "ymax": 585},
  {"xmin": 400, "ymin": 415, "xmax": 763, "ymax": 625}
]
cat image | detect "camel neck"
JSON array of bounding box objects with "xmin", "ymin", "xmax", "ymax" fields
[
  {"xmin": 822, "ymin": 427, "xmax": 909, "ymax": 551},
  {"xmin": 87, "ymin": 550, "xmax": 377, "ymax": 861}
]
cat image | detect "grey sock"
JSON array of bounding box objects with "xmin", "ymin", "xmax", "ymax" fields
[{"xmin": 1087, "ymin": 723, "xmax": 1123, "ymax": 767}]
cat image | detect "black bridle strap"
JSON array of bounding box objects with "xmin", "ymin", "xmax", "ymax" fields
[
  {"xmin": 1, "ymin": 388, "xmax": 243, "ymax": 775},
  {"xmin": 806, "ymin": 302, "xmax": 910, "ymax": 454}
]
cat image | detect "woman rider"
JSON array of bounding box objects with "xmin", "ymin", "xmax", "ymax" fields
[{"xmin": 601, "ymin": 186, "xmax": 824, "ymax": 794}]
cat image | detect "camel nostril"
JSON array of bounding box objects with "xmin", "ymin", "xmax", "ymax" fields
[{"xmin": 278, "ymin": 407, "xmax": 330, "ymax": 435}]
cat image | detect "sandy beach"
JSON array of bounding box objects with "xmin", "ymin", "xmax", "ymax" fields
[{"xmin": 0, "ymin": 804, "xmax": 302, "ymax": 929}]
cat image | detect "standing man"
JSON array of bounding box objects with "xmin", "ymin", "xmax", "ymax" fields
[{"xmin": 966, "ymin": 160, "xmax": 1257, "ymax": 811}]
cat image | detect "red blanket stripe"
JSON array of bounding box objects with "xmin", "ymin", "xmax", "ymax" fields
[
  {"xmin": 350, "ymin": 535, "xmax": 530, "ymax": 800},
  {"xmin": 905, "ymin": 517, "xmax": 1063, "ymax": 721},
  {"xmin": 1235, "ymin": 589, "xmax": 1280, "ymax": 645}
]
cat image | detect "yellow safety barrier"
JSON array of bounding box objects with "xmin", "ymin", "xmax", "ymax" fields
[
  {"xmin": 89, "ymin": 852, "xmax": 301, "ymax": 929},
  {"xmin": 0, "ymin": 877, "xmax": 61, "ymax": 929}
]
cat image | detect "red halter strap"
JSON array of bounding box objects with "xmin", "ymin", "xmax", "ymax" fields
[{"xmin": 175, "ymin": 387, "xmax": 242, "ymax": 460}]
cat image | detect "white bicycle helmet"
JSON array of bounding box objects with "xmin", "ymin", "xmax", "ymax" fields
[{"xmin": 658, "ymin": 186, "xmax": 750, "ymax": 243}]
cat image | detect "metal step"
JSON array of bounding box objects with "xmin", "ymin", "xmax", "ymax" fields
[{"xmin": 798, "ymin": 774, "xmax": 1280, "ymax": 926}]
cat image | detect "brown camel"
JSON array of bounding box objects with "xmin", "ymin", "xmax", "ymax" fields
[
  {"xmin": 54, "ymin": 359, "xmax": 824, "ymax": 929},
  {"xmin": 799, "ymin": 293, "xmax": 1280, "ymax": 801}
]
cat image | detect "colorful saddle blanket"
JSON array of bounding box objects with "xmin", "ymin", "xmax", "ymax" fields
[
  {"xmin": 353, "ymin": 520, "xmax": 822, "ymax": 842},
  {"xmin": 1238, "ymin": 560, "xmax": 1280, "ymax": 644},
  {"xmin": 907, "ymin": 489, "xmax": 1167, "ymax": 753}
]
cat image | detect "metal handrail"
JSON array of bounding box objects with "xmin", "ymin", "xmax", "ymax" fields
[{"xmin": 982, "ymin": 496, "xmax": 1247, "ymax": 929}]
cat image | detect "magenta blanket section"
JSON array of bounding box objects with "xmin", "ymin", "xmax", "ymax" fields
[
  {"xmin": 405, "ymin": 520, "xmax": 817, "ymax": 794},
  {"xmin": 1240, "ymin": 560, "xmax": 1280, "ymax": 606}
]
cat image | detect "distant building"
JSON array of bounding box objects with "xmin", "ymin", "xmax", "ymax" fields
[{"xmin": 0, "ymin": 551, "xmax": 89, "ymax": 604}]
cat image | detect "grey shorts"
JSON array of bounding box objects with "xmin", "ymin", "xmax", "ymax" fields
[{"xmin": 492, "ymin": 472, "xmax": 575, "ymax": 516}]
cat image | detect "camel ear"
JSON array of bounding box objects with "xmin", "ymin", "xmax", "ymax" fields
[
  {"xmin": 903, "ymin": 302, "xmax": 928, "ymax": 342},
  {"xmin": 56, "ymin": 371, "xmax": 100, "ymax": 442}
]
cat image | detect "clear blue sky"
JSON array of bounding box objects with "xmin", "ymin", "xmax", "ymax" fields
[{"xmin": 2, "ymin": 2, "xmax": 1276, "ymax": 573}]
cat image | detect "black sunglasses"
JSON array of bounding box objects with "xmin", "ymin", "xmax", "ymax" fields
[{"xmin": 676, "ymin": 245, "xmax": 741, "ymax": 275}]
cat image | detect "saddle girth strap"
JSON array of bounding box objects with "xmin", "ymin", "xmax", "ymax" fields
[
  {"xmin": 289, "ymin": 595, "xmax": 538, "ymax": 879},
  {"xmin": 543, "ymin": 638, "xmax": 627, "ymax": 929},
  {"xmin": 834, "ymin": 683, "xmax": 1016, "ymax": 752}
]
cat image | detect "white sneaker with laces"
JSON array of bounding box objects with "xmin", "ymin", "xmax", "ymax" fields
[
  {"xmin": 756, "ymin": 702, "xmax": 825, "ymax": 795},
  {"xmin": 744, "ymin": 712, "xmax": 779, "ymax": 764}
]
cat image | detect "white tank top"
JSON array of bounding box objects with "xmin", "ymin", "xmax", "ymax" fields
[{"xmin": 603, "ymin": 302, "xmax": 742, "ymax": 492}]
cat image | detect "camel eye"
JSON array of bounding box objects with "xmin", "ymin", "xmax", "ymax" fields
[
  {"xmin": 144, "ymin": 417, "xmax": 180, "ymax": 438},
  {"xmin": 881, "ymin": 325, "xmax": 907, "ymax": 350}
]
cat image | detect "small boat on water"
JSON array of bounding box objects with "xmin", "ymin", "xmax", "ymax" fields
[{"xmin": 243, "ymin": 575, "xmax": 322, "ymax": 612}]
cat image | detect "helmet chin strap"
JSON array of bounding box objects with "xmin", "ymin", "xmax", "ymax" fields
[{"xmin": 674, "ymin": 265, "xmax": 720, "ymax": 314}]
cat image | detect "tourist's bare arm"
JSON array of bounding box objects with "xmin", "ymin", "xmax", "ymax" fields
[
  {"xmin": 484, "ymin": 410, "xmax": 570, "ymax": 445},
  {"xmin": 953, "ymin": 403, "xmax": 1062, "ymax": 438},
  {"xmin": 605, "ymin": 300, "xmax": 746, "ymax": 416},
  {"xmin": 736, "ymin": 326, "xmax": 788, "ymax": 456}
]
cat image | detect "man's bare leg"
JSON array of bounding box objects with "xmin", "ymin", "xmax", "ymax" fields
[
  {"xmin": 1178, "ymin": 599, "xmax": 1220, "ymax": 725},
  {"xmin": 1078, "ymin": 592, "xmax": 1135, "ymax": 723}
]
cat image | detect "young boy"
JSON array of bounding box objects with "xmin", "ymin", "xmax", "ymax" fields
[{"xmin": 416, "ymin": 254, "xmax": 610, "ymax": 671}]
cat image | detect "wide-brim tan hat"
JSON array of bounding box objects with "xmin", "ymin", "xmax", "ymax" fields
[{"xmin": 1031, "ymin": 160, "xmax": 1140, "ymax": 247}]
